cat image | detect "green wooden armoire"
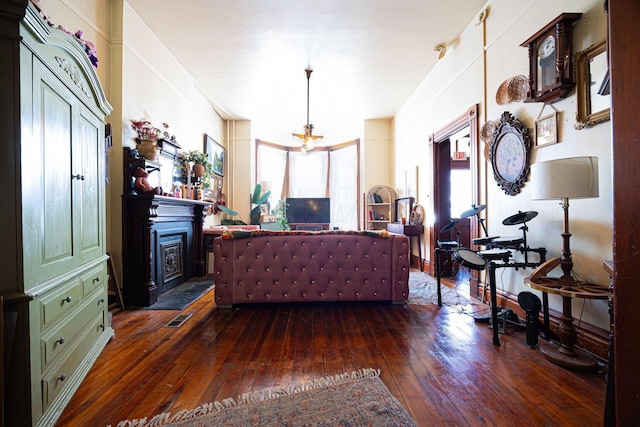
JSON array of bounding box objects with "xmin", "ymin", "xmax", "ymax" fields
[{"xmin": 0, "ymin": 2, "xmax": 114, "ymax": 425}]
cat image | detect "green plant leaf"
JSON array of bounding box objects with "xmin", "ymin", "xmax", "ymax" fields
[
  {"xmin": 250, "ymin": 205, "xmax": 262, "ymax": 225},
  {"xmin": 218, "ymin": 205, "xmax": 239, "ymax": 217},
  {"xmin": 255, "ymin": 190, "xmax": 271, "ymax": 205},
  {"xmin": 221, "ymin": 219, "xmax": 247, "ymax": 225},
  {"xmin": 251, "ymin": 184, "xmax": 262, "ymax": 204}
]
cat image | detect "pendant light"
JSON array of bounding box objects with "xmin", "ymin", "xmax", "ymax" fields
[{"xmin": 292, "ymin": 68, "xmax": 323, "ymax": 153}]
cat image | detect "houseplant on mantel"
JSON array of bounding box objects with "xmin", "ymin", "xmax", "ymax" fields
[{"xmin": 178, "ymin": 150, "xmax": 214, "ymax": 189}]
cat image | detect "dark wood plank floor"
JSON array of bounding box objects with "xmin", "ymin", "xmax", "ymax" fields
[{"xmin": 56, "ymin": 277, "xmax": 606, "ymax": 426}]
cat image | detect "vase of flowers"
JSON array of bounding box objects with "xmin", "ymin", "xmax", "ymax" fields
[{"xmin": 130, "ymin": 113, "xmax": 169, "ymax": 161}]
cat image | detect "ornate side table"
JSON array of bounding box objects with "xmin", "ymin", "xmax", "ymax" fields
[{"xmin": 524, "ymin": 276, "xmax": 610, "ymax": 372}]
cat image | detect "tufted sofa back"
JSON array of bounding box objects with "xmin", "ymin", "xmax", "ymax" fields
[{"xmin": 213, "ymin": 232, "xmax": 410, "ymax": 307}]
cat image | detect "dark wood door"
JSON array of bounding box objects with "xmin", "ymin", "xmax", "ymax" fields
[
  {"xmin": 609, "ymin": 0, "xmax": 640, "ymax": 422},
  {"xmin": 429, "ymin": 105, "xmax": 480, "ymax": 283}
]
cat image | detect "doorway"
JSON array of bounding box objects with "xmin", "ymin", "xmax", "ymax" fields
[{"xmin": 429, "ymin": 105, "xmax": 480, "ymax": 287}]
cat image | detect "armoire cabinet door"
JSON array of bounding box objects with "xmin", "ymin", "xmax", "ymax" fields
[
  {"xmin": 76, "ymin": 106, "xmax": 106, "ymax": 265},
  {"xmin": 22, "ymin": 58, "xmax": 104, "ymax": 290}
]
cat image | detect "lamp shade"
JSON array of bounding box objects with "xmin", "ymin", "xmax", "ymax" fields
[{"xmin": 531, "ymin": 156, "xmax": 599, "ymax": 200}]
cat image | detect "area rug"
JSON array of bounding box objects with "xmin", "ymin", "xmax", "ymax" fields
[
  {"xmin": 408, "ymin": 268, "xmax": 474, "ymax": 307},
  {"xmin": 107, "ymin": 368, "xmax": 417, "ymax": 427},
  {"xmin": 142, "ymin": 276, "xmax": 214, "ymax": 310}
]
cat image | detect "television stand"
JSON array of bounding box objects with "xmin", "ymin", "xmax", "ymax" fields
[{"xmin": 290, "ymin": 223, "xmax": 330, "ymax": 231}]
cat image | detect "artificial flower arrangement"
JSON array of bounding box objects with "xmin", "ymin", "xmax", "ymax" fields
[
  {"xmin": 130, "ymin": 112, "xmax": 170, "ymax": 141},
  {"xmin": 35, "ymin": 4, "xmax": 99, "ymax": 67},
  {"xmin": 58, "ymin": 28, "xmax": 98, "ymax": 67}
]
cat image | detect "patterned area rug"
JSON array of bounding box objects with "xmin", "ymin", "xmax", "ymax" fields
[
  {"xmin": 107, "ymin": 368, "xmax": 417, "ymax": 427},
  {"xmin": 408, "ymin": 269, "xmax": 475, "ymax": 307}
]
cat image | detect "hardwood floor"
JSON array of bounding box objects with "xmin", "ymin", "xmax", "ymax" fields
[{"xmin": 56, "ymin": 278, "xmax": 606, "ymax": 426}]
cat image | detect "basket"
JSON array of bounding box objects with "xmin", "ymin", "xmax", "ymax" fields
[
  {"xmin": 496, "ymin": 75, "xmax": 530, "ymax": 105},
  {"xmin": 480, "ymin": 121, "xmax": 496, "ymax": 143}
]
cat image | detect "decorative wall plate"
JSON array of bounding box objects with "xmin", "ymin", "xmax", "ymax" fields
[
  {"xmin": 410, "ymin": 204, "xmax": 425, "ymax": 225},
  {"xmin": 489, "ymin": 111, "xmax": 531, "ymax": 195}
]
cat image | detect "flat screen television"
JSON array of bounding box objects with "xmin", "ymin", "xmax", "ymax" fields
[{"xmin": 285, "ymin": 197, "xmax": 330, "ymax": 224}]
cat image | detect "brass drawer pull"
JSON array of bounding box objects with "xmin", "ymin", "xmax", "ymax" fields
[{"xmin": 55, "ymin": 337, "xmax": 65, "ymax": 345}]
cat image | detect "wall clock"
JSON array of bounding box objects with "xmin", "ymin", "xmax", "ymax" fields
[
  {"xmin": 520, "ymin": 13, "xmax": 582, "ymax": 104},
  {"xmin": 489, "ymin": 111, "xmax": 531, "ymax": 196}
]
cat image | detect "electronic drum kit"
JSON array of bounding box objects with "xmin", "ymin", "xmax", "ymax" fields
[{"xmin": 436, "ymin": 205, "xmax": 548, "ymax": 346}]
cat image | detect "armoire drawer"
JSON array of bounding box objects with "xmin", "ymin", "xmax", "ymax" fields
[
  {"xmin": 81, "ymin": 263, "xmax": 107, "ymax": 296},
  {"xmin": 41, "ymin": 312, "xmax": 106, "ymax": 411},
  {"xmin": 41, "ymin": 290, "xmax": 107, "ymax": 370},
  {"xmin": 39, "ymin": 278, "xmax": 82, "ymax": 330}
]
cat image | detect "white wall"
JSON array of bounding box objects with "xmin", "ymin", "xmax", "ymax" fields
[
  {"xmin": 226, "ymin": 120, "xmax": 254, "ymax": 223},
  {"xmin": 394, "ymin": 0, "xmax": 611, "ymax": 329},
  {"xmin": 363, "ymin": 119, "xmax": 394, "ymax": 200}
]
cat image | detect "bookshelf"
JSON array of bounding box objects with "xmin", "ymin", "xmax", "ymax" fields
[{"xmin": 364, "ymin": 185, "xmax": 398, "ymax": 230}]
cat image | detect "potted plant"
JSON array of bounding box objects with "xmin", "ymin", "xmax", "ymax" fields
[
  {"xmin": 178, "ymin": 150, "xmax": 214, "ymax": 188},
  {"xmin": 273, "ymin": 199, "xmax": 290, "ymax": 230},
  {"xmin": 218, "ymin": 183, "xmax": 271, "ymax": 225}
]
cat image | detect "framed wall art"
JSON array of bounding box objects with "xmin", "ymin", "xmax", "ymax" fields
[
  {"xmin": 204, "ymin": 134, "xmax": 225, "ymax": 177},
  {"xmin": 534, "ymin": 112, "xmax": 558, "ymax": 148},
  {"xmin": 489, "ymin": 111, "xmax": 531, "ymax": 196}
]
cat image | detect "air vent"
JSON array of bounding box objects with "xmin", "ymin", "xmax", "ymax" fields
[{"xmin": 164, "ymin": 313, "xmax": 193, "ymax": 328}]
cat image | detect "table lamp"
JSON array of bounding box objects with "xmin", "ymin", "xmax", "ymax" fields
[{"xmin": 531, "ymin": 156, "xmax": 599, "ymax": 283}]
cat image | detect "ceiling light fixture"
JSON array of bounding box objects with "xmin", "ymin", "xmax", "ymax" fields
[{"xmin": 292, "ymin": 68, "xmax": 323, "ymax": 153}]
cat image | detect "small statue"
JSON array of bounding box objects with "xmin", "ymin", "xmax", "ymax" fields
[{"xmin": 133, "ymin": 167, "xmax": 162, "ymax": 195}]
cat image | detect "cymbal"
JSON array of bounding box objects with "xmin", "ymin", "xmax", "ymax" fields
[
  {"xmin": 440, "ymin": 219, "xmax": 460, "ymax": 233},
  {"xmin": 502, "ymin": 210, "xmax": 538, "ymax": 226},
  {"xmin": 459, "ymin": 204, "xmax": 487, "ymax": 218}
]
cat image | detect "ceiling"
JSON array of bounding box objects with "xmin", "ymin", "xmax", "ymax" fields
[{"xmin": 128, "ymin": 0, "xmax": 487, "ymax": 144}]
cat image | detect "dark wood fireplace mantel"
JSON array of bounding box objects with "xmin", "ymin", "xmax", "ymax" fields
[{"xmin": 122, "ymin": 194, "xmax": 210, "ymax": 307}]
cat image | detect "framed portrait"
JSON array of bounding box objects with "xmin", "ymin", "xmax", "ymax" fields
[
  {"xmin": 534, "ymin": 112, "xmax": 558, "ymax": 148},
  {"xmin": 203, "ymin": 134, "xmax": 225, "ymax": 177}
]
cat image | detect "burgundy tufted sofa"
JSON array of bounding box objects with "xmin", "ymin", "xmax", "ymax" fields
[{"xmin": 212, "ymin": 230, "xmax": 410, "ymax": 308}]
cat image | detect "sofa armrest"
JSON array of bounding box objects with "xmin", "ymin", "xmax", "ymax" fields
[{"xmin": 390, "ymin": 234, "xmax": 410, "ymax": 303}]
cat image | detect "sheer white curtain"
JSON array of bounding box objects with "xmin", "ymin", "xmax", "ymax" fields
[
  {"xmin": 256, "ymin": 139, "xmax": 360, "ymax": 230},
  {"xmin": 330, "ymin": 145, "xmax": 358, "ymax": 230},
  {"xmin": 288, "ymin": 151, "xmax": 328, "ymax": 197}
]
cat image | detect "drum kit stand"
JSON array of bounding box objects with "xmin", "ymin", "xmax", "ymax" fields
[{"xmin": 435, "ymin": 204, "xmax": 548, "ymax": 346}]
